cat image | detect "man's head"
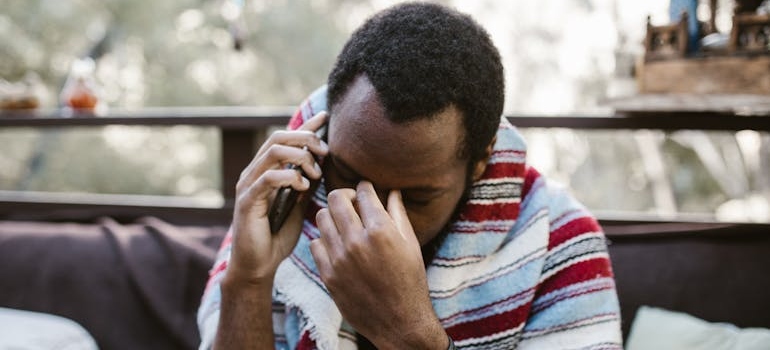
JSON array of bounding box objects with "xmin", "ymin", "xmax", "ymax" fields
[
  {"xmin": 327, "ymin": 2, "xmax": 505, "ymax": 165},
  {"xmin": 322, "ymin": 2, "xmax": 504, "ymax": 247}
]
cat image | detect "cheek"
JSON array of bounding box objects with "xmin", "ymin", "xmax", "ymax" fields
[{"xmin": 407, "ymin": 201, "xmax": 461, "ymax": 246}]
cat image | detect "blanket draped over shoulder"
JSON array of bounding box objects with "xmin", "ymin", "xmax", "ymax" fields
[{"xmin": 198, "ymin": 86, "xmax": 622, "ymax": 350}]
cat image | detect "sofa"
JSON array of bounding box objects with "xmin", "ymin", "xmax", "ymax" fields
[
  {"xmin": 1, "ymin": 217, "xmax": 768, "ymax": 349},
  {"xmin": 0, "ymin": 217, "xmax": 227, "ymax": 349}
]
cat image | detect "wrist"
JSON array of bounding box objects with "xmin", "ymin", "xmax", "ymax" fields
[
  {"xmin": 446, "ymin": 334, "xmax": 456, "ymax": 350},
  {"xmin": 373, "ymin": 319, "xmax": 448, "ymax": 350},
  {"xmin": 221, "ymin": 267, "xmax": 275, "ymax": 295}
]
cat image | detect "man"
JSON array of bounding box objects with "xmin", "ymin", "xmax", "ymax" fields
[{"xmin": 198, "ymin": 2, "xmax": 622, "ymax": 349}]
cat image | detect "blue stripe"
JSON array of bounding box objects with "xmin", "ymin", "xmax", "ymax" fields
[
  {"xmin": 431, "ymin": 255, "xmax": 544, "ymax": 319},
  {"xmin": 523, "ymin": 289, "xmax": 620, "ymax": 331},
  {"xmin": 494, "ymin": 120, "xmax": 527, "ymax": 152},
  {"xmin": 437, "ymin": 231, "xmax": 520, "ymax": 259}
]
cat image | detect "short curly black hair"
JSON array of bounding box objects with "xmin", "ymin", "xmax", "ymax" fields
[{"xmin": 327, "ymin": 2, "xmax": 504, "ymax": 164}]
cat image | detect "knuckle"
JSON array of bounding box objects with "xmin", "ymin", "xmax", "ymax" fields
[
  {"xmin": 328, "ymin": 188, "xmax": 355, "ymax": 202},
  {"xmin": 293, "ymin": 170, "xmax": 304, "ymax": 182},
  {"xmin": 268, "ymin": 130, "xmax": 287, "ymax": 143},
  {"xmin": 261, "ymin": 170, "xmax": 280, "ymax": 187},
  {"xmin": 234, "ymin": 193, "xmax": 252, "ymax": 215},
  {"xmin": 321, "ymin": 271, "xmax": 340, "ymax": 289},
  {"xmin": 327, "ymin": 189, "xmax": 343, "ymax": 203},
  {"xmin": 345, "ymin": 238, "xmax": 366, "ymax": 256},
  {"xmin": 329, "ymin": 255, "xmax": 347, "ymax": 272},
  {"xmin": 265, "ymin": 145, "xmax": 280, "ymax": 160},
  {"xmin": 367, "ymin": 219, "xmax": 390, "ymax": 235},
  {"xmin": 316, "ymin": 208, "xmax": 329, "ymax": 222}
]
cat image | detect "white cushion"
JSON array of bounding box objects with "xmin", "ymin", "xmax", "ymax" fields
[
  {"xmin": 0, "ymin": 307, "xmax": 98, "ymax": 350},
  {"xmin": 626, "ymin": 306, "xmax": 770, "ymax": 350}
]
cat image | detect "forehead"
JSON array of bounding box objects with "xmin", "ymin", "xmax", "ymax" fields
[{"xmin": 328, "ymin": 76, "xmax": 466, "ymax": 188}]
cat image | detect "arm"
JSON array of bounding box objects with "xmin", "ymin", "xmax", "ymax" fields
[
  {"xmin": 215, "ymin": 274, "xmax": 275, "ymax": 348},
  {"xmin": 198, "ymin": 112, "xmax": 329, "ymax": 350}
]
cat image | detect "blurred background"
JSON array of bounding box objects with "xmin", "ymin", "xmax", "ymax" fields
[{"xmin": 1, "ymin": 0, "xmax": 768, "ymax": 222}]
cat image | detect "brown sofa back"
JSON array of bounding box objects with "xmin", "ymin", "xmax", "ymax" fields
[
  {"xmin": 0, "ymin": 218, "xmax": 227, "ymax": 350},
  {"xmin": 606, "ymin": 223, "xmax": 770, "ymax": 338}
]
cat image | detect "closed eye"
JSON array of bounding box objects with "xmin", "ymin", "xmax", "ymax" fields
[
  {"xmin": 329, "ymin": 154, "xmax": 361, "ymax": 183},
  {"xmin": 403, "ymin": 197, "xmax": 431, "ymax": 207},
  {"xmin": 402, "ymin": 190, "xmax": 442, "ymax": 207}
]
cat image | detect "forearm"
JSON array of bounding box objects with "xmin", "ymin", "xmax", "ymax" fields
[
  {"xmin": 213, "ymin": 276, "xmax": 276, "ymax": 350},
  {"xmin": 369, "ymin": 318, "xmax": 449, "ymax": 350}
]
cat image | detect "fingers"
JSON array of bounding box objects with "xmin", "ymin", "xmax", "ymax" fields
[
  {"xmin": 354, "ymin": 181, "xmax": 391, "ymax": 232},
  {"xmin": 298, "ymin": 111, "xmax": 328, "ymax": 133},
  {"xmin": 309, "ymin": 239, "xmax": 333, "ymax": 281},
  {"xmin": 236, "ymin": 168, "xmax": 310, "ymax": 216},
  {"xmin": 320, "ymin": 182, "xmax": 417, "ymax": 250},
  {"xmin": 237, "ymin": 112, "xmax": 329, "ymax": 194},
  {"xmin": 386, "ymin": 190, "xmax": 411, "ymax": 241},
  {"xmin": 257, "ymin": 111, "xmax": 328, "ymax": 158},
  {"xmin": 315, "ymin": 207, "xmax": 344, "ymax": 258},
  {"xmin": 326, "ymin": 188, "xmax": 364, "ymax": 238}
]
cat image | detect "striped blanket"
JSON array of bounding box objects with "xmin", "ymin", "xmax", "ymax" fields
[{"xmin": 198, "ymin": 86, "xmax": 622, "ymax": 349}]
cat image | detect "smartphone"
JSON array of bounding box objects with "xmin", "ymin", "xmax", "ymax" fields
[{"xmin": 268, "ymin": 123, "xmax": 328, "ymax": 233}]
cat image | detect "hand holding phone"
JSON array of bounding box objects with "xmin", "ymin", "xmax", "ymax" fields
[{"xmin": 268, "ymin": 123, "xmax": 328, "ymax": 233}]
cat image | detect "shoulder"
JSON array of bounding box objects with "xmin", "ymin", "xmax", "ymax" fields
[
  {"xmin": 520, "ymin": 166, "xmax": 603, "ymax": 248},
  {"xmin": 288, "ymin": 85, "xmax": 329, "ymax": 130}
]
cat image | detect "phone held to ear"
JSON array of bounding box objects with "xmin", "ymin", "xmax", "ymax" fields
[{"xmin": 268, "ymin": 123, "xmax": 328, "ymax": 233}]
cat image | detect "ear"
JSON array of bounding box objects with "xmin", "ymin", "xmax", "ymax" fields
[{"xmin": 471, "ymin": 135, "xmax": 496, "ymax": 181}]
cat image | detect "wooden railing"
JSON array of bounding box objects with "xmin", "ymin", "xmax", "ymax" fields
[{"xmin": 1, "ymin": 107, "xmax": 769, "ymax": 231}]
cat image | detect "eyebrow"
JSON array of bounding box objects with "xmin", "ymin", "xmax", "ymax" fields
[{"xmin": 328, "ymin": 154, "xmax": 447, "ymax": 193}]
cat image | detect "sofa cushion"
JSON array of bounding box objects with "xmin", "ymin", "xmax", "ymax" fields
[{"xmin": 0, "ymin": 217, "xmax": 227, "ymax": 350}]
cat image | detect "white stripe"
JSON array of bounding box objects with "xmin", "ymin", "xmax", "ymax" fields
[
  {"xmin": 430, "ymin": 246, "xmax": 545, "ymax": 298},
  {"xmin": 518, "ymin": 315, "xmax": 622, "ymax": 349},
  {"xmin": 454, "ymin": 322, "xmax": 525, "ymax": 348},
  {"xmin": 467, "ymin": 197, "xmax": 521, "ymax": 205},
  {"xmin": 274, "ymin": 259, "xmax": 342, "ymax": 350},
  {"xmin": 426, "ymin": 210, "xmax": 549, "ymax": 292}
]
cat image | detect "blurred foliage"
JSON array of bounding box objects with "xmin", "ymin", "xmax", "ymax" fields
[
  {"xmin": 0, "ymin": 0, "xmax": 768, "ymax": 221},
  {"xmin": 0, "ymin": 0, "xmax": 362, "ymax": 107},
  {"xmin": 0, "ymin": 0, "xmax": 365, "ymax": 199},
  {"xmin": 0, "ymin": 127, "xmax": 221, "ymax": 198}
]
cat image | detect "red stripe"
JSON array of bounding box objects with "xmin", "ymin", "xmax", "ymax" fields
[
  {"xmin": 481, "ymin": 162, "xmax": 525, "ymax": 179},
  {"xmin": 460, "ymin": 202, "xmax": 520, "ymax": 223},
  {"xmin": 296, "ymin": 331, "xmax": 316, "ymax": 350},
  {"xmin": 204, "ymin": 260, "xmax": 228, "ymax": 293},
  {"xmin": 493, "ymin": 149, "xmax": 526, "ymax": 156},
  {"xmin": 549, "ymin": 216, "xmax": 602, "ymax": 250},
  {"xmin": 203, "ymin": 230, "xmax": 233, "ymax": 293},
  {"xmin": 288, "ymin": 108, "xmax": 304, "ymax": 130},
  {"xmin": 537, "ymin": 258, "xmax": 614, "ymax": 297},
  {"xmin": 521, "ymin": 166, "xmax": 540, "ymax": 200},
  {"xmin": 446, "ymin": 303, "xmax": 529, "ymax": 341}
]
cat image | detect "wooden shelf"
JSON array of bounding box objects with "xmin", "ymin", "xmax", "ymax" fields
[{"xmin": 637, "ymin": 55, "xmax": 770, "ymax": 95}]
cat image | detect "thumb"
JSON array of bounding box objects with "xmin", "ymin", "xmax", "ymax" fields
[{"xmin": 387, "ymin": 190, "xmax": 418, "ymax": 246}]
